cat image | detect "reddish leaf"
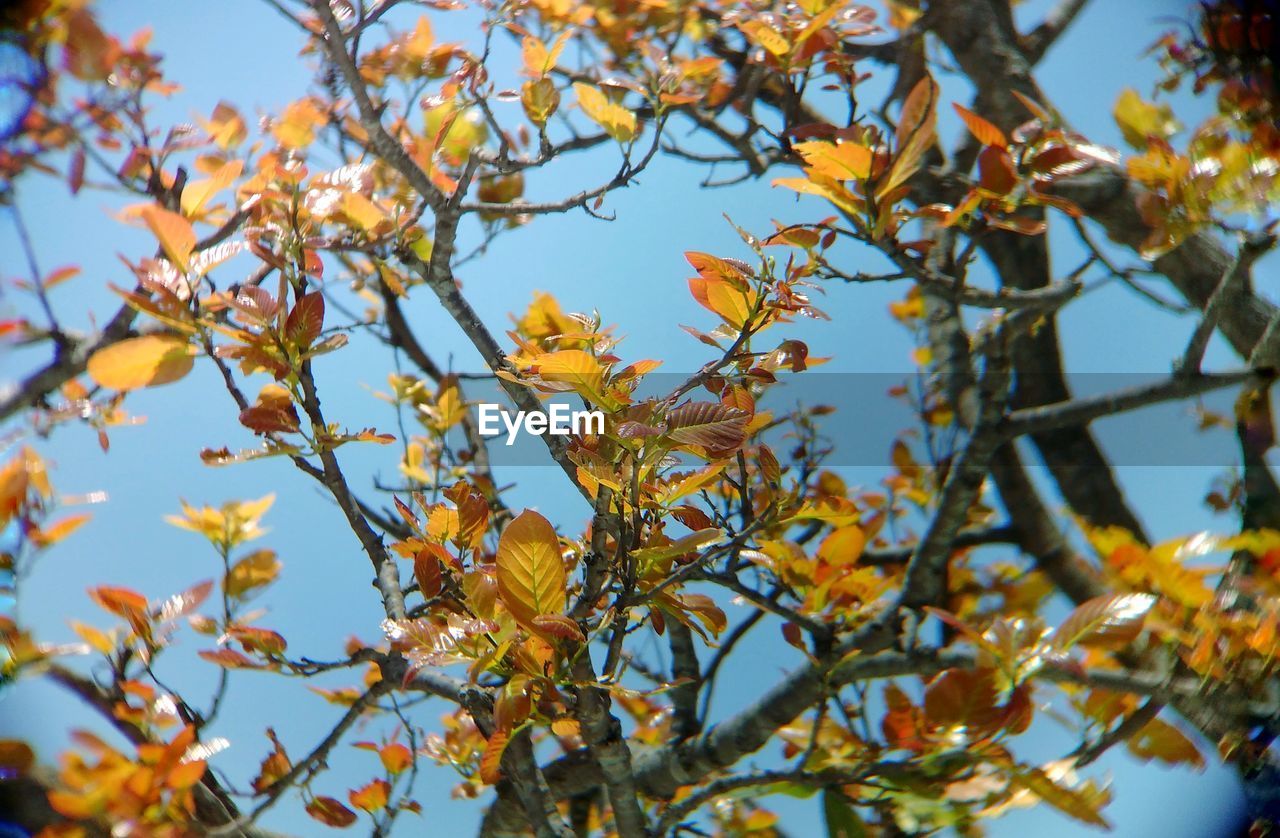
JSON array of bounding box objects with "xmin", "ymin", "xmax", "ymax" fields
[
  {"xmin": 239, "ymin": 384, "xmax": 301, "ymax": 434},
  {"xmin": 307, "ymin": 796, "xmax": 358, "ymax": 827},
  {"xmin": 88, "ymin": 585, "xmax": 149, "ymax": 622},
  {"xmin": 665, "ymin": 401, "xmax": 749, "ymax": 452},
  {"xmin": 199, "ymin": 648, "xmax": 261, "ymax": 669},
  {"xmin": 229, "ymin": 626, "xmax": 288, "ymax": 656},
  {"xmin": 286, "ymin": 292, "xmax": 325, "ymax": 350},
  {"xmin": 978, "ymin": 145, "xmax": 1018, "ymax": 195},
  {"xmin": 924, "ymin": 668, "xmax": 1003, "ymax": 735},
  {"xmin": 531, "ymin": 613, "xmax": 586, "ymax": 642},
  {"xmin": 413, "ymin": 546, "xmax": 444, "ymax": 598},
  {"xmin": 881, "ymin": 683, "xmax": 926, "ymax": 752}
]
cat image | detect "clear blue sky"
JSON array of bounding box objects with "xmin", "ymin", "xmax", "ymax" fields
[{"xmin": 0, "ymin": 0, "xmax": 1254, "ymax": 835}]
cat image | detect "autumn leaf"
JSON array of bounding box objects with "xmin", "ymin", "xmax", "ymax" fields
[
  {"xmin": 239, "ymin": 384, "xmax": 301, "ymax": 435},
  {"xmin": 1009, "ymin": 765, "xmax": 1111, "ymax": 829},
  {"xmin": 573, "ymin": 83, "xmax": 637, "ymax": 143},
  {"xmin": 479, "ymin": 729, "xmax": 509, "ymax": 785},
  {"xmin": 1126, "ymin": 717, "xmax": 1204, "ymax": 768},
  {"xmin": 285, "ymin": 293, "xmax": 325, "ymax": 351},
  {"xmin": 0, "ymin": 740, "xmax": 34, "ymax": 776},
  {"xmin": 1049, "ymin": 592, "xmax": 1156, "ymax": 651},
  {"xmin": 379, "ymin": 743, "xmax": 413, "ymax": 775},
  {"xmin": 522, "ymin": 77, "xmax": 561, "ymax": 125},
  {"xmin": 87, "ymin": 335, "xmax": 196, "ymax": 391},
  {"xmin": 534, "ymin": 349, "xmax": 609, "ymax": 405},
  {"xmin": 923, "ymin": 668, "xmax": 1004, "ymax": 735},
  {"xmin": 341, "ymin": 192, "xmax": 386, "ymax": 231},
  {"xmin": 740, "ymin": 19, "xmax": 790, "ymax": 57},
  {"xmin": 180, "ymin": 160, "xmax": 243, "ymax": 216},
  {"xmin": 1113, "ymin": 88, "xmax": 1180, "ymax": 149},
  {"xmin": 225, "ymin": 549, "xmax": 281, "ymax": 597},
  {"xmin": 878, "ymin": 75, "xmax": 938, "ymax": 200},
  {"xmin": 349, "ymin": 778, "xmax": 390, "ymax": 813},
  {"xmin": 688, "ymin": 273, "xmax": 759, "ymax": 330},
  {"xmin": 140, "ymin": 207, "xmax": 197, "ymax": 274},
  {"xmin": 495, "ymin": 510, "xmax": 567, "ymax": 634},
  {"xmin": 307, "ymin": 796, "xmax": 357, "ymax": 827},
  {"xmin": 794, "ymin": 140, "xmax": 873, "ymax": 181},
  {"xmin": 952, "ymin": 103, "xmax": 1007, "ymax": 147},
  {"xmin": 665, "ymin": 401, "xmax": 750, "ymax": 452}
]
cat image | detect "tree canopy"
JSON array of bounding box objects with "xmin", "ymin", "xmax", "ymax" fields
[{"xmin": 3, "ymin": 0, "xmax": 1280, "ymax": 836}]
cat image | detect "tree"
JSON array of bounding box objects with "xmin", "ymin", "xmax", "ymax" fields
[{"xmin": 2, "ymin": 0, "xmax": 1280, "ymax": 834}]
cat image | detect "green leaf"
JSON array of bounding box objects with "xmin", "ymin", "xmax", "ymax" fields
[{"xmin": 823, "ymin": 789, "xmax": 867, "ymax": 838}]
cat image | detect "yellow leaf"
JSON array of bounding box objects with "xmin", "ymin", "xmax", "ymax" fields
[
  {"xmin": 140, "ymin": 207, "xmax": 196, "ymax": 274},
  {"xmin": 226, "ymin": 549, "xmax": 281, "ymax": 597},
  {"xmin": 71, "ymin": 620, "xmax": 116, "ymax": 655},
  {"xmin": 817, "ymin": 525, "xmax": 865, "ymax": 566},
  {"xmin": 495, "ymin": 510, "xmax": 566, "ymax": 633},
  {"xmin": 573, "ymin": 83, "xmax": 637, "ymax": 143},
  {"xmin": 534, "ymin": 349, "xmax": 609, "ymax": 405},
  {"xmin": 29, "ymin": 512, "xmax": 91, "ymax": 548},
  {"xmin": 180, "ymin": 160, "xmax": 244, "ymax": 216},
  {"xmin": 273, "ymin": 98, "xmax": 324, "ymax": 148},
  {"xmin": 87, "ymin": 335, "xmax": 196, "ymax": 391},
  {"xmin": 522, "ymin": 77, "xmax": 561, "ymax": 126},
  {"xmin": 1114, "ymin": 88, "xmax": 1181, "ymax": 149},
  {"xmin": 772, "ymin": 177, "xmax": 864, "ymax": 215},
  {"xmin": 794, "ymin": 140, "xmax": 873, "ymax": 180},
  {"xmin": 342, "ymin": 192, "xmax": 386, "ymax": 231},
  {"xmin": 741, "ymin": 20, "xmax": 790, "ymax": 57},
  {"xmin": 689, "ymin": 276, "xmax": 758, "ymax": 330}
]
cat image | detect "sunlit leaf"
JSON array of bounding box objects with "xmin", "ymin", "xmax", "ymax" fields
[
  {"xmin": 1049, "ymin": 593, "xmax": 1156, "ymax": 651},
  {"xmin": 495, "ymin": 510, "xmax": 567, "ymax": 633},
  {"xmin": 87, "ymin": 335, "xmax": 196, "ymax": 391}
]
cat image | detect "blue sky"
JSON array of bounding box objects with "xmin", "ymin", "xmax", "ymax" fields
[{"xmin": 0, "ymin": 0, "xmax": 1257, "ymax": 835}]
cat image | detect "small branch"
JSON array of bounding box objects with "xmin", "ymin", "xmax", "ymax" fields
[
  {"xmin": 211, "ymin": 682, "xmax": 390, "ymax": 835},
  {"xmin": 1178, "ymin": 235, "xmax": 1272, "ymax": 376},
  {"xmin": 1073, "ymin": 697, "xmax": 1164, "ymax": 768},
  {"xmin": 1002, "ymin": 368, "xmax": 1262, "ymax": 440},
  {"xmin": 1022, "ymin": 0, "xmax": 1092, "ymax": 63},
  {"xmin": 859, "ymin": 524, "xmax": 1020, "ymax": 566}
]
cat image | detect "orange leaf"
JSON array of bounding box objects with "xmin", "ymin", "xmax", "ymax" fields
[
  {"xmin": 140, "ymin": 206, "xmax": 197, "ymax": 274},
  {"xmin": 794, "ymin": 140, "xmax": 873, "ymax": 181},
  {"xmin": 480, "ymin": 729, "xmax": 509, "ymax": 785},
  {"xmin": 379, "ymin": 743, "xmax": 413, "ymax": 775},
  {"xmin": 952, "ymin": 103, "xmax": 1007, "ymax": 147},
  {"xmin": 349, "ymin": 778, "xmax": 390, "ymax": 813},
  {"xmin": 495, "ymin": 510, "xmax": 566, "ymax": 634},
  {"xmin": 87, "ymin": 335, "xmax": 196, "ymax": 391},
  {"xmin": 1050, "ymin": 592, "xmax": 1155, "ymax": 651}
]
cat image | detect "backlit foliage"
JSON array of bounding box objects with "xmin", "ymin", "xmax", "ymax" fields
[{"xmin": 5, "ymin": 0, "xmax": 1280, "ymax": 836}]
